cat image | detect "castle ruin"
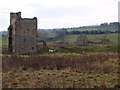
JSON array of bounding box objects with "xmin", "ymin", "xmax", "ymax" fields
[{"xmin": 8, "ymin": 12, "xmax": 37, "ymax": 54}]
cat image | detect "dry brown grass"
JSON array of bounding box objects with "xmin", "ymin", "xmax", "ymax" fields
[
  {"xmin": 2, "ymin": 52, "xmax": 119, "ymax": 88},
  {"xmin": 2, "ymin": 52, "xmax": 118, "ymax": 72},
  {"xmin": 2, "ymin": 69, "xmax": 119, "ymax": 88}
]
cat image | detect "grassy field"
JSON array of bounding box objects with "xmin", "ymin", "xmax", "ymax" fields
[
  {"xmin": 67, "ymin": 25, "xmax": 118, "ymax": 32},
  {"xmin": 64, "ymin": 45, "xmax": 118, "ymax": 52},
  {"xmin": 1, "ymin": 32, "xmax": 119, "ymax": 88},
  {"xmin": 64, "ymin": 33, "xmax": 118, "ymax": 44},
  {"xmin": 2, "ymin": 48, "xmax": 119, "ymax": 88},
  {"xmin": 3, "ymin": 70, "xmax": 118, "ymax": 88},
  {"xmin": 2, "ymin": 52, "xmax": 119, "ymax": 88},
  {"xmin": 0, "ymin": 33, "xmax": 118, "ymax": 47},
  {"xmin": 46, "ymin": 33, "xmax": 58, "ymax": 38},
  {"xmin": 0, "ymin": 36, "xmax": 7, "ymax": 47}
]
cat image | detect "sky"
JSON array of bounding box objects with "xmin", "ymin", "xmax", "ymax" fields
[{"xmin": 0, "ymin": 0, "xmax": 119, "ymax": 31}]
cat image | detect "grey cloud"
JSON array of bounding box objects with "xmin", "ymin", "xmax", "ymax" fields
[{"xmin": 30, "ymin": 5, "xmax": 93, "ymax": 19}]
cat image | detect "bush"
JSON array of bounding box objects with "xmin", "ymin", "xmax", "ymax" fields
[
  {"xmin": 2, "ymin": 52, "xmax": 118, "ymax": 72},
  {"xmin": 37, "ymin": 47, "xmax": 49, "ymax": 54}
]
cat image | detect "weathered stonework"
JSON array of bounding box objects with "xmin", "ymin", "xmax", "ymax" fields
[{"xmin": 8, "ymin": 12, "xmax": 37, "ymax": 54}]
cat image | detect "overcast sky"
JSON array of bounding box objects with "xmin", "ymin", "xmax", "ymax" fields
[{"xmin": 0, "ymin": 0, "xmax": 119, "ymax": 31}]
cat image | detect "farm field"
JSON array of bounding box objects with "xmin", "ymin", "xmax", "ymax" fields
[
  {"xmin": 67, "ymin": 25, "xmax": 118, "ymax": 32},
  {"xmin": 64, "ymin": 33, "xmax": 118, "ymax": 44},
  {"xmin": 2, "ymin": 51, "xmax": 119, "ymax": 88},
  {"xmin": 1, "ymin": 32, "xmax": 119, "ymax": 88},
  {"xmin": 0, "ymin": 36, "xmax": 7, "ymax": 47},
  {"xmin": 0, "ymin": 2, "xmax": 119, "ymax": 88},
  {"xmin": 0, "ymin": 33, "xmax": 118, "ymax": 47},
  {"xmin": 3, "ymin": 70, "xmax": 118, "ymax": 88}
]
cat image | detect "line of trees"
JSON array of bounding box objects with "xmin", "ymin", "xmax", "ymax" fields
[{"xmin": 67, "ymin": 30, "xmax": 118, "ymax": 35}]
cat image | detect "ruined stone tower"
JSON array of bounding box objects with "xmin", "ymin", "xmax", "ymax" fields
[{"xmin": 8, "ymin": 12, "xmax": 37, "ymax": 54}]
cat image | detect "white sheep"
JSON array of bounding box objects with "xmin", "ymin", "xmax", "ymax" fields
[{"xmin": 49, "ymin": 49, "xmax": 56, "ymax": 53}]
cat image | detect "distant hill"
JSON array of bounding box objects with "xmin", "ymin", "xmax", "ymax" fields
[
  {"xmin": 0, "ymin": 22, "xmax": 119, "ymax": 38},
  {"xmin": 38, "ymin": 22, "xmax": 119, "ymax": 32},
  {"xmin": 0, "ymin": 22, "xmax": 119, "ymax": 47},
  {"xmin": 66, "ymin": 22, "xmax": 118, "ymax": 32},
  {"xmin": 0, "ymin": 31, "xmax": 7, "ymax": 35},
  {"xmin": 37, "ymin": 22, "xmax": 119, "ymax": 40}
]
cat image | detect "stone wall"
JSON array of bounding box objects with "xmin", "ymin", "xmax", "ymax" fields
[{"xmin": 8, "ymin": 12, "xmax": 37, "ymax": 54}]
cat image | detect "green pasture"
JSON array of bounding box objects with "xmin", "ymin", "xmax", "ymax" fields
[
  {"xmin": 67, "ymin": 25, "xmax": 118, "ymax": 31},
  {"xmin": 0, "ymin": 36, "xmax": 7, "ymax": 47},
  {"xmin": 46, "ymin": 33, "xmax": 58, "ymax": 38},
  {"xmin": 64, "ymin": 33, "xmax": 118, "ymax": 44}
]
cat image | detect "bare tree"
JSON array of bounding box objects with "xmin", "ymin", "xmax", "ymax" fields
[
  {"xmin": 77, "ymin": 34, "xmax": 88, "ymax": 46},
  {"xmin": 100, "ymin": 35, "xmax": 110, "ymax": 45}
]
